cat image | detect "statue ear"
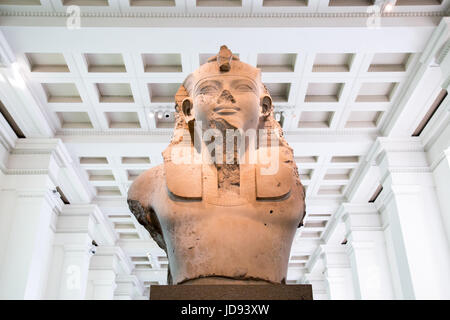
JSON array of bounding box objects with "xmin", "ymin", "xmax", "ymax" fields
[
  {"xmin": 182, "ymin": 97, "xmax": 194, "ymax": 123},
  {"xmin": 260, "ymin": 95, "xmax": 272, "ymax": 117}
]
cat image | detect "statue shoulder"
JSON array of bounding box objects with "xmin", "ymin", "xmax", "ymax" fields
[
  {"xmin": 127, "ymin": 164, "xmax": 164, "ymax": 208},
  {"xmin": 127, "ymin": 164, "xmax": 169, "ymax": 255}
]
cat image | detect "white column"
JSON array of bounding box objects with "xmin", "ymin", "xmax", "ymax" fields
[
  {"xmin": 85, "ymin": 246, "xmax": 132, "ymax": 300},
  {"xmin": 432, "ymin": 147, "xmax": 450, "ymax": 245},
  {"xmin": 376, "ymin": 139, "xmax": 450, "ymax": 299},
  {"xmin": 0, "ymin": 188, "xmax": 60, "ymax": 299},
  {"xmin": 302, "ymin": 273, "xmax": 329, "ymax": 300},
  {"xmin": 45, "ymin": 205, "xmax": 104, "ymax": 300},
  {"xmin": 114, "ymin": 275, "xmax": 145, "ymax": 300},
  {"xmin": 420, "ymin": 80, "xmax": 450, "ymax": 248},
  {"xmin": 342, "ymin": 204, "xmax": 395, "ymax": 300},
  {"xmin": 0, "ymin": 139, "xmax": 95, "ymax": 299},
  {"xmin": 320, "ymin": 245, "xmax": 355, "ymax": 300}
]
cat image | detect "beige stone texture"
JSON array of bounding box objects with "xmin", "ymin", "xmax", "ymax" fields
[{"xmin": 128, "ymin": 45, "xmax": 305, "ymax": 285}]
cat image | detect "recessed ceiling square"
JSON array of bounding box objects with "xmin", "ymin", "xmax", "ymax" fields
[
  {"xmin": 288, "ymin": 262, "xmax": 306, "ymax": 268},
  {"xmin": 0, "ymin": 0, "xmax": 41, "ymax": 4},
  {"xmin": 131, "ymin": 256, "xmax": 148, "ymax": 262},
  {"xmin": 305, "ymin": 83, "xmax": 343, "ymax": 102},
  {"xmin": 345, "ymin": 111, "xmax": 382, "ymax": 128},
  {"xmin": 130, "ymin": 0, "xmax": 175, "ymax": 6},
  {"xmin": 26, "ymin": 53, "xmax": 69, "ymax": 72},
  {"xmin": 324, "ymin": 168, "xmax": 352, "ymax": 180},
  {"xmin": 80, "ymin": 157, "xmax": 108, "ymax": 164},
  {"xmin": 148, "ymin": 83, "xmax": 181, "ymax": 103},
  {"xmin": 263, "ymin": 0, "xmax": 307, "ymax": 6},
  {"xmin": 368, "ymin": 53, "xmax": 411, "ymax": 72},
  {"xmin": 331, "ymin": 156, "xmax": 359, "ymax": 163},
  {"xmin": 290, "ymin": 255, "xmax": 309, "ymax": 261},
  {"xmin": 87, "ymin": 169, "xmax": 115, "ymax": 181},
  {"xmin": 300, "ymin": 232, "xmax": 321, "ymax": 238},
  {"xmin": 196, "ymin": 0, "xmax": 242, "ymax": 7},
  {"xmin": 114, "ymin": 223, "xmax": 136, "ymax": 230},
  {"xmin": 85, "ymin": 53, "xmax": 126, "ymax": 73},
  {"xmin": 298, "ymin": 111, "xmax": 333, "ymax": 128},
  {"xmin": 313, "ymin": 53, "xmax": 353, "ymax": 72},
  {"xmin": 105, "ymin": 112, "xmax": 141, "ymax": 128},
  {"xmin": 257, "ymin": 53, "xmax": 297, "ymax": 72},
  {"xmin": 356, "ymin": 82, "xmax": 397, "ymax": 102},
  {"xmin": 317, "ymin": 185, "xmax": 344, "ymax": 195},
  {"xmin": 96, "ymin": 186, "xmax": 122, "ymax": 196},
  {"xmin": 42, "ymin": 83, "xmax": 82, "ymax": 103},
  {"xmin": 298, "ymin": 168, "xmax": 313, "ymax": 180},
  {"xmin": 295, "ymin": 156, "xmax": 318, "ymax": 163},
  {"xmin": 56, "ymin": 111, "xmax": 92, "ymax": 129},
  {"xmin": 62, "ymin": 0, "xmax": 109, "ymax": 6},
  {"xmin": 265, "ymin": 83, "xmax": 291, "ymax": 102},
  {"xmin": 328, "ymin": 0, "xmax": 374, "ymax": 6},
  {"xmin": 96, "ymin": 83, "xmax": 134, "ymax": 103},
  {"xmin": 121, "ymin": 157, "xmax": 150, "ymax": 164},
  {"xmin": 303, "ymin": 221, "xmax": 327, "ymax": 228},
  {"xmin": 395, "ymin": 0, "xmax": 442, "ymax": 5},
  {"xmin": 120, "ymin": 232, "xmax": 140, "ymax": 240},
  {"xmin": 142, "ymin": 53, "xmax": 182, "ymax": 72},
  {"xmin": 127, "ymin": 169, "xmax": 145, "ymax": 181}
]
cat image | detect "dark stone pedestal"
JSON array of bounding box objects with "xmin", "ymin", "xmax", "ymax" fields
[{"xmin": 149, "ymin": 284, "xmax": 313, "ymax": 300}]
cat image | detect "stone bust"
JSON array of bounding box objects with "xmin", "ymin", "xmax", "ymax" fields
[{"xmin": 128, "ymin": 46, "xmax": 305, "ymax": 285}]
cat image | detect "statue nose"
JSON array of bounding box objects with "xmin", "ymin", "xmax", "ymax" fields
[{"xmin": 218, "ymin": 89, "xmax": 236, "ymax": 103}]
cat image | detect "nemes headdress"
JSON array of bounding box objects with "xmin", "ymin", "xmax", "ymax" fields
[{"xmin": 168, "ymin": 46, "xmax": 302, "ymax": 211}]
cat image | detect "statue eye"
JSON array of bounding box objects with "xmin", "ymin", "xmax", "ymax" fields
[
  {"xmin": 235, "ymin": 84, "xmax": 254, "ymax": 92},
  {"xmin": 199, "ymin": 85, "xmax": 218, "ymax": 94}
]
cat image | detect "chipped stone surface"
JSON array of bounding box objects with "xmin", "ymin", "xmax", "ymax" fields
[{"xmin": 128, "ymin": 46, "xmax": 305, "ymax": 285}]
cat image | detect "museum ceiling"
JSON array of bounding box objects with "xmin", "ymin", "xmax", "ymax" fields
[{"xmin": 0, "ymin": 0, "xmax": 449, "ymax": 290}]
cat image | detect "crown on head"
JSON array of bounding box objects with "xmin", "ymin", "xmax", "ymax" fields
[{"xmin": 183, "ymin": 45, "xmax": 262, "ymax": 95}]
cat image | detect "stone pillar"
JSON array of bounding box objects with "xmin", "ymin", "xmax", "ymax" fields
[
  {"xmin": 376, "ymin": 139, "xmax": 450, "ymax": 299},
  {"xmin": 341, "ymin": 204, "xmax": 395, "ymax": 299},
  {"xmin": 432, "ymin": 147, "xmax": 450, "ymax": 244},
  {"xmin": 114, "ymin": 275, "xmax": 144, "ymax": 300},
  {"xmin": 0, "ymin": 138, "xmax": 95, "ymax": 299},
  {"xmin": 433, "ymin": 145, "xmax": 450, "ymax": 245},
  {"xmin": 45, "ymin": 205, "xmax": 104, "ymax": 299},
  {"xmin": 0, "ymin": 188, "xmax": 60, "ymax": 299},
  {"xmin": 320, "ymin": 245, "xmax": 355, "ymax": 300},
  {"xmin": 302, "ymin": 273, "xmax": 329, "ymax": 300},
  {"xmin": 85, "ymin": 246, "xmax": 132, "ymax": 300}
]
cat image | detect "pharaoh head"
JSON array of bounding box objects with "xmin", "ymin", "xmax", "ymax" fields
[
  {"xmin": 169, "ymin": 45, "xmax": 288, "ymax": 156},
  {"xmin": 180, "ymin": 45, "xmax": 272, "ymax": 134}
]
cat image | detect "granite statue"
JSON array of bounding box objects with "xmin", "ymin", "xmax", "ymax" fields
[{"xmin": 128, "ymin": 45, "xmax": 306, "ymax": 285}]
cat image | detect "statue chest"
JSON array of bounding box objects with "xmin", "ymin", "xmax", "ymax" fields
[
  {"xmin": 144, "ymin": 158, "xmax": 304, "ymax": 284},
  {"xmin": 163, "ymin": 161, "xmax": 294, "ymax": 205},
  {"xmin": 151, "ymin": 161, "xmax": 303, "ymax": 237}
]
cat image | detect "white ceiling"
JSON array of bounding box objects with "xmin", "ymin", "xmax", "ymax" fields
[{"xmin": 0, "ymin": 0, "xmax": 448, "ymax": 291}]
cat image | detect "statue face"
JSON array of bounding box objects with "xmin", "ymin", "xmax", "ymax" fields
[{"xmin": 192, "ymin": 75, "xmax": 261, "ymax": 132}]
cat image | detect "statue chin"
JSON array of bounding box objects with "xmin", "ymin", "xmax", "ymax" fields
[{"xmin": 208, "ymin": 115, "xmax": 239, "ymax": 130}]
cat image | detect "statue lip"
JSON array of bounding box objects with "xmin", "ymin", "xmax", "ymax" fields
[{"xmin": 214, "ymin": 105, "xmax": 240, "ymax": 114}]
